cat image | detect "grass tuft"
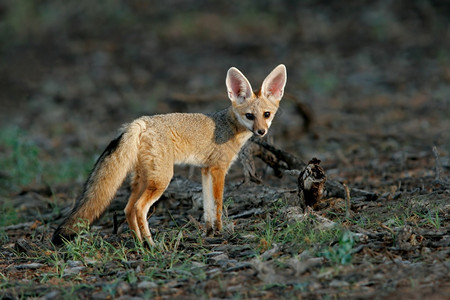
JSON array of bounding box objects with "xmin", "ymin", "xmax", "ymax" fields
[{"xmin": 319, "ymin": 231, "xmax": 355, "ymax": 265}]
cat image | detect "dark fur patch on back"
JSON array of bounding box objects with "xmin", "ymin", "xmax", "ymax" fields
[
  {"xmin": 96, "ymin": 132, "xmax": 124, "ymax": 166},
  {"xmin": 77, "ymin": 132, "xmax": 124, "ymax": 202}
]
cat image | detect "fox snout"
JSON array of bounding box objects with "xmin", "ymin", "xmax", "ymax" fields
[
  {"xmin": 255, "ymin": 128, "xmax": 266, "ymax": 137},
  {"xmin": 257, "ymin": 129, "xmax": 266, "ymax": 136},
  {"xmin": 252, "ymin": 113, "xmax": 270, "ymax": 137}
]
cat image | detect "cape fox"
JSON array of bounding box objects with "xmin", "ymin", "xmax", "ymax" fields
[{"xmin": 52, "ymin": 64, "xmax": 287, "ymax": 246}]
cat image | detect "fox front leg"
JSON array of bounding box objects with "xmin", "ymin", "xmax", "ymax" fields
[
  {"xmin": 210, "ymin": 167, "xmax": 225, "ymax": 233},
  {"xmin": 201, "ymin": 167, "xmax": 225, "ymax": 236},
  {"xmin": 201, "ymin": 167, "xmax": 215, "ymax": 236}
]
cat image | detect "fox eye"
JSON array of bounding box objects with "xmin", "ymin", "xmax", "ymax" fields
[
  {"xmin": 264, "ymin": 112, "xmax": 271, "ymax": 118},
  {"xmin": 245, "ymin": 113, "xmax": 255, "ymax": 121}
]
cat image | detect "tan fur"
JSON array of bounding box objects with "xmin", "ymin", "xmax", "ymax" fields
[{"xmin": 53, "ymin": 65, "xmax": 287, "ymax": 246}]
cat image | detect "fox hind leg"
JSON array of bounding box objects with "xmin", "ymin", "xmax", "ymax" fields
[
  {"xmin": 125, "ymin": 172, "xmax": 145, "ymax": 241},
  {"xmin": 134, "ymin": 176, "xmax": 171, "ymax": 246}
]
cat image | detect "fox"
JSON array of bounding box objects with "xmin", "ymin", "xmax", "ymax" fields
[{"xmin": 52, "ymin": 64, "xmax": 287, "ymax": 246}]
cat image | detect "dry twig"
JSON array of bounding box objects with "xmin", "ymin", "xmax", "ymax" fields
[
  {"xmin": 432, "ymin": 146, "xmax": 450, "ymax": 188},
  {"xmin": 343, "ymin": 183, "xmax": 351, "ymax": 218}
]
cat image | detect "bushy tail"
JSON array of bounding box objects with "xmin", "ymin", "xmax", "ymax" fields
[{"xmin": 52, "ymin": 120, "xmax": 146, "ymax": 245}]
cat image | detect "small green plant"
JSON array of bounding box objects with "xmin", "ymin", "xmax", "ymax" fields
[
  {"xmin": 320, "ymin": 231, "xmax": 355, "ymax": 265},
  {"xmin": 101, "ymin": 283, "xmax": 117, "ymax": 298},
  {"xmin": 56, "ymin": 220, "xmax": 127, "ymax": 270},
  {"xmin": 255, "ymin": 203, "xmax": 344, "ymax": 256},
  {"xmin": 390, "ymin": 215, "xmax": 407, "ymax": 227},
  {"xmin": 46, "ymin": 252, "xmax": 68, "ymax": 279},
  {"xmin": 415, "ymin": 210, "xmax": 441, "ymax": 229},
  {"xmin": 256, "ymin": 211, "xmax": 342, "ymax": 253},
  {"xmin": 124, "ymin": 270, "xmax": 138, "ymax": 284},
  {"xmin": 223, "ymin": 197, "xmax": 234, "ymax": 218}
]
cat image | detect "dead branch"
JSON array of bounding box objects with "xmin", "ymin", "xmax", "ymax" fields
[
  {"xmin": 432, "ymin": 146, "xmax": 450, "ymax": 188},
  {"xmin": 238, "ymin": 142, "xmax": 263, "ymax": 184},
  {"xmin": 343, "ymin": 183, "xmax": 351, "ymax": 218},
  {"xmin": 325, "ymin": 180, "xmax": 378, "ymax": 201},
  {"xmin": 432, "ymin": 146, "xmax": 443, "ymax": 180},
  {"xmin": 252, "ymin": 138, "xmax": 306, "ymax": 170},
  {"xmin": 239, "ymin": 138, "xmax": 378, "ymax": 202}
]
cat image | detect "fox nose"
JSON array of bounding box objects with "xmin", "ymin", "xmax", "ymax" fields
[{"xmin": 256, "ymin": 129, "xmax": 266, "ymax": 136}]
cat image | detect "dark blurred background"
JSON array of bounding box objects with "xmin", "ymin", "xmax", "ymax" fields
[{"xmin": 0, "ymin": 0, "xmax": 449, "ymax": 188}]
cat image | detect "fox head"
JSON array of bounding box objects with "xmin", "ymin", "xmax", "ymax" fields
[{"xmin": 226, "ymin": 64, "xmax": 287, "ymax": 137}]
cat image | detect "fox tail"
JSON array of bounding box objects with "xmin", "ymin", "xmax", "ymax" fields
[{"xmin": 52, "ymin": 119, "xmax": 145, "ymax": 245}]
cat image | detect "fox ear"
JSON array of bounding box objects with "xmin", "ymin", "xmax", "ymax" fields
[
  {"xmin": 261, "ymin": 64, "xmax": 287, "ymax": 102},
  {"xmin": 226, "ymin": 67, "xmax": 253, "ymax": 104}
]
